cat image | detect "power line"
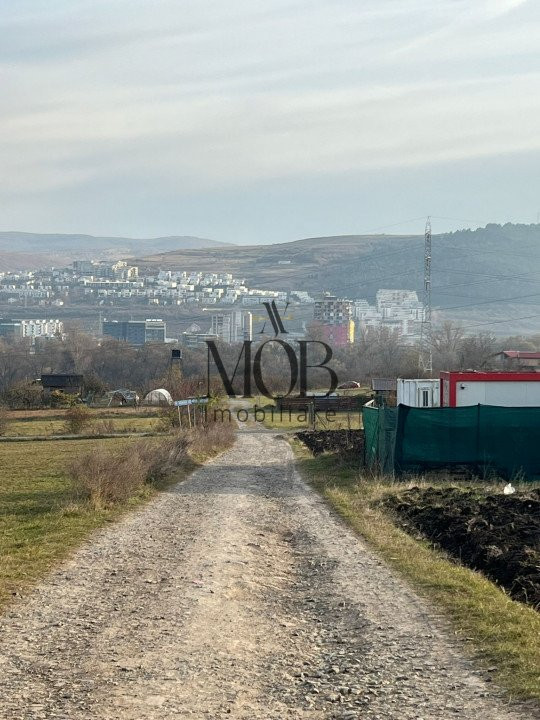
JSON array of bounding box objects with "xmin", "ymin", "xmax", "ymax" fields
[
  {"xmin": 457, "ymin": 314, "xmax": 540, "ymax": 331},
  {"xmin": 438, "ymin": 290, "xmax": 540, "ymax": 312}
]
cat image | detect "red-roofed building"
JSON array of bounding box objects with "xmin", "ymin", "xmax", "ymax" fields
[{"xmin": 493, "ymin": 350, "xmax": 540, "ymax": 372}]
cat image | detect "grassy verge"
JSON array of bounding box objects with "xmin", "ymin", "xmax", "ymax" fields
[
  {"xmin": 0, "ymin": 424, "xmax": 235, "ymax": 612},
  {"xmin": 292, "ymin": 439, "xmax": 540, "ymax": 701}
]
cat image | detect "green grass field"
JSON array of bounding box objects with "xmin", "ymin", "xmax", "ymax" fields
[
  {"xmin": 292, "ymin": 440, "xmax": 540, "ymax": 701},
  {"xmin": 0, "ymin": 437, "xmax": 143, "ymax": 609},
  {"xmin": 4, "ymin": 416, "xmax": 160, "ymax": 436}
]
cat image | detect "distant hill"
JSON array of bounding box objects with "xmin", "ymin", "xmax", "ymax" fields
[
  {"xmin": 137, "ymin": 223, "xmax": 540, "ymax": 334},
  {"xmin": 0, "ymin": 232, "xmax": 230, "ymax": 270},
  {"xmin": 1, "ymin": 224, "xmax": 539, "ymax": 333}
]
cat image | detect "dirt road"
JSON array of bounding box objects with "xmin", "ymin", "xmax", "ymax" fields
[{"xmin": 0, "ymin": 430, "xmax": 536, "ymax": 719}]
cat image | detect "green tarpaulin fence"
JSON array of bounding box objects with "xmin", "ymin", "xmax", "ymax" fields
[{"xmin": 362, "ymin": 403, "xmax": 540, "ymax": 480}]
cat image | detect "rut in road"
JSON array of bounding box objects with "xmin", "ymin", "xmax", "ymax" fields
[{"xmin": 0, "ymin": 429, "xmax": 536, "ymax": 719}]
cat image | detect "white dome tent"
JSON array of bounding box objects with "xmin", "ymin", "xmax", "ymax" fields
[{"xmin": 142, "ymin": 388, "xmax": 173, "ymax": 406}]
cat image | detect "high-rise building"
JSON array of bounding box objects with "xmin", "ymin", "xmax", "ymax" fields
[
  {"xmin": 313, "ymin": 294, "xmax": 355, "ymax": 346},
  {"xmin": 210, "ymin": 311, "xmax": 253, "ymax": 343},
  {"xmin": 102, "ymin": 319, "xmax": 166, "ymax": 345}
]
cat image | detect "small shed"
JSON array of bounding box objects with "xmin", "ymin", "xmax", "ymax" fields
[
  {"xmin": 40, "ymin": 374, "xmax": 84, "ymax": 398},
  {"xmin": 371, "ymin": 378, "xmax": 397, "ymax": 407},
  {"xmin": 142, "ymin": 388, "xmax": 173, "ymax": 406}
]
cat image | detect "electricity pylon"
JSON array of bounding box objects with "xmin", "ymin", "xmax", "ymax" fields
[{"xmin": 419, "ymin": 217, "xmax": 433, "ymax": 374}]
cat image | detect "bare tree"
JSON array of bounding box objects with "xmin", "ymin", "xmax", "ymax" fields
[{"xmin": 432, "ymin": 321, "xmax": 465, "ymax": 370}]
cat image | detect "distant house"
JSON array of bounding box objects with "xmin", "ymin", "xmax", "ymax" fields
[
  {"xmin": 40, "ymin": 374, "xmax": 84, "ymax": 398},
  {"xmin": 493, "ymin": 350, "xmax": 540, "ymax": 372}
]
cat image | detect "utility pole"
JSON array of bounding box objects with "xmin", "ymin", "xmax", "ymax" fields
[{"xmin": 419, "ymin": 217, "xmax": 432, "ymax": 374}]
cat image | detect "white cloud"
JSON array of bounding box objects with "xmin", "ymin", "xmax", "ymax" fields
[{"xmin": 0, "ymin": 0, "xmax": 539, "ymax": 235}]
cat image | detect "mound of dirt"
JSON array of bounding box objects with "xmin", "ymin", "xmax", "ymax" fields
[
  {"xmin": 382, "ymin": 487, "xmax": 540, "ymax": 609},
  {"xmin": 295, "ymin": 430, "xmax": 364, "ymax": 456}
]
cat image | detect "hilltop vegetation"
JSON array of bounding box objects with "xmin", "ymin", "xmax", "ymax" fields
[
  {"xmin": 1, "ymin": 223, "xmax": 539, "ymax": 332},
  {"xmin": 138, "ymin": 223, "xmax": 540, "ymax": 329}
]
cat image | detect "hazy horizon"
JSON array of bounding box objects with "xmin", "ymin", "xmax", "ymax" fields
[{"xmin": 2, "ymin": 1, "xmax": 540, "ymax": 244}]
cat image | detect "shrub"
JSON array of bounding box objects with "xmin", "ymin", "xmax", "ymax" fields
[
  {"xmin": 83, "ymin": 373, "xmax": 109, "ymax": 398},
  {"xmin": 64, "ymin": 405, "xmax": 91, "ymax": 434},
  {"xmin": 50, "ymin": 391, "xmax": 80, "ymax": 408},
  {"xmin": 68, "ymin": 420, "xmax": 235, "ymax": 509},
  {"xmin": 91, "ymin": 419, "xmax": 116, "ymax": 435},
  {"xmin": 69, "ymin": 433, "xmax": 190, "ymax": 508},
  {"xmin": 69, "ymin": 445, "xmax": 151, "ymax": 508},
  {"xmin": 3, "ymin": 382, "xmax": 43, "ymax": 409},
  {"xmin": 0, "ymin": 406, "xmax": 8, "ymax": 436},
  {"xmin": 136, "ymin": 433, "xmax": 190, "ymax": 482},
  {"xmin": 156, "ymin": 407, "xmax": 179, "ymax": 432},
  {"xmin": 188, "ymin": 417, "xmax": 236, "ymax": 458}
]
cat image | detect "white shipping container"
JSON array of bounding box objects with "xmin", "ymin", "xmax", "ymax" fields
[
  {"xmin": 397, "ymin": 378, "xmax": 440, "ymax": 408},
  {"xmin": 455, "ymin": 381, "xmax": 540, "ymax": 407}
]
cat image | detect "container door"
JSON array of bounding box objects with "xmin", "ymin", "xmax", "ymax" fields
[{"xmin": 418, "ymin": 387, "xmax": 431, "ymax": 408}]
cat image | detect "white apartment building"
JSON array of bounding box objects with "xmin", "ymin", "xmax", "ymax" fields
[
  {"xmin": 24, "ymin": 318, "xmax": 64, "ymax": 337},
  {"xmin": 353, "ymin": 289, "xmax": 425, "ymax": 341},
  {"xmin": 0, "ymin": 318, "xmax": 64, "ymax": 339},
  {"xmin": 376, "ymin": 289, "xmax": 425, "ymax": 322},
  {"xmin": 210, "ymin": 311, "xmax": 253, "ymax": 343}
]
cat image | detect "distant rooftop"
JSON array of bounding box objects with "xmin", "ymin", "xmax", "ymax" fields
[{"xmin": 499, "ymin": 350, "xmax": 540, "ymax": 359}]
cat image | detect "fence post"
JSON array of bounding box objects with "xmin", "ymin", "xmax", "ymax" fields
[{"xmin": 476, "ymin": 403, "xmax": 481, "ymax": 475}]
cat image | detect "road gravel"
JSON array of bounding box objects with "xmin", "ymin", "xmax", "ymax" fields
[{"xmin": 0, "ymin": 429, "xmax": 537, "ymax": 719}]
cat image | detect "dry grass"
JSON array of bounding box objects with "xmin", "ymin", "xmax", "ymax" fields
[
  {"xmin": 0, "ymin": 437, "xmax": 137, "ymax": 610},
  {"xmin": 69, "ymin": 442, "xmax": 157, "ymax": 507},
  {"xmin": 63, "ymin": 406, "xmax": 91, "ymax": 435},
  {"xmin": 3, "ymin": 415, "xmax": 161, "ymax": 437},
  {"xmin": 0, "ymin": 420, "xmax": 236, "ymax": 612},
  {"xmin": 5, "ymin": 407, "xmax": 161, "ymax": 420},
  {"xmin": 292, "ymin": 441, "xmax": 540, "ymax": 701},
  {"xmin": 0, "ymin": 406, "xmax": 8, "ymax": 436},
  {"xmin": 69, "ymin": 422, "xmax": 236, "ymax": 508},
  {"xmin": 187, "ymin": 420, "xmax": 236, "ymax": 461}
]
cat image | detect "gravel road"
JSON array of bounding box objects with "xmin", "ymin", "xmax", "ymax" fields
[{"xmin": 0, "ymin": 429, "xmax": 537, "ymax": 719}]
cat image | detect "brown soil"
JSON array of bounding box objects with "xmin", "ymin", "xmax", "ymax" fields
[
  {"xmin": 381, "ymin": 487, "xmax": 540, "ymax": 609},
  {"xmin": 295, "ymin": 429, "xmax": 364, "ymax": 456}
]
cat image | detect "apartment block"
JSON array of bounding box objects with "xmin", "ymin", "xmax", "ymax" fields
[
  {"xmin": 102, "ymin": 319, "xmax": 166, "ymax": 345},
  {"xmin": 313, "ymin": 294, "xmax": 355, "ymax": 346},
  {"xmin": 0, "ymin": 318, "xmax": 64, "ymax": 339},
  {"xmin": 210, "ymin": 311, "xmax": 253, "ymax": 343}
]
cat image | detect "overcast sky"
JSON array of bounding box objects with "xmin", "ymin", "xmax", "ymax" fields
[{"xmin": 1, "ymin": 0, "xmax": 539, "ymax": 244}]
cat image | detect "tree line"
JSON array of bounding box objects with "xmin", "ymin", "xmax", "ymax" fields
[{"xmin": 0, "ymin": 324, "xmax": 538, "ymax": 405}]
